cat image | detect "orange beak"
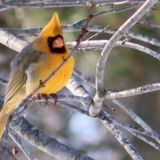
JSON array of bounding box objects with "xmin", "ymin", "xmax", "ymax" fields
[{"xmin": 52, "ymin": 37, "xmax": 64, "ymax": 48}]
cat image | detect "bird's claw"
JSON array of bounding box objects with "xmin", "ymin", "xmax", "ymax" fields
[
  {"xmin": 34, "ymin": 94, "xmax": 49, "ymax": 106},
  {"xmin": 32, "ymin": 93, "xmax": 58, "ymax": 106},
  {"xmin": 49, "ymin": 93, "xmax": 58, "ymax": 104}
]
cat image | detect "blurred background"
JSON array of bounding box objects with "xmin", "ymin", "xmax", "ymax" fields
[{"xmin": 0, "ymin": 4, "xmax": 160, "ymax": 160}]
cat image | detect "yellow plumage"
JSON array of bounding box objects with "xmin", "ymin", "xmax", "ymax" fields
[{"xmin": 0, "ymin": 13, "xmax": 74, "ymax": 140}]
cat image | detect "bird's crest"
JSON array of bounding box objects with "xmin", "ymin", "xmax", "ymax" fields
[{"xmin": 40, "ymin": 12, "xmax": 63, "ymax": 37}]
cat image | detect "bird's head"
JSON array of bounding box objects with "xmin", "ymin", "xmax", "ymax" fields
[{"xmin": 34, "ymin": 12, "xmax": 67, "ymax": 55}]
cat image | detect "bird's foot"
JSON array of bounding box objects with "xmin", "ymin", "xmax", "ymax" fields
[
  {"xmin": 49, "ymin": 93, "xmax": 58, "ymax": 104},
  {"xmin": 32, "ymin": 93, "xmax": 58, "ymax": 106},
  {"xmin": 33, "ymin": 94, "xmax": 49, "ymax": 106}
]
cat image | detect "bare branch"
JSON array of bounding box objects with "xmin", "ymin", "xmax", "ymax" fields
[
  {"xmin": 0, "ymin": 0, "xmax": 144, "ymax": 11},
  {"xmin": 0, "ymin": 28, "xmax": 28, "ymax": 52},
  {"xmin": 105, "ymin": 83, "xmax": 160, "ymax": 99},
  {"xmin": 67, "ymin": 40, "xmax": 160, "ymax": 60},
  {"xmin": 113, "ymin": 99, "xmax": 160, "ymax": 144},
  {"xmin": 10, "ymin": 116, "xmax": 94, "ymax": 160},
  {"xmin": 112, "ymin": 117, "xmax": 160, "ymax": 150},
  {"xmin": 98, "ymin": 111, "xmax": 144, "ymax": 160},
  {"xmin": 9, "ymin": 129, "xmax": 38, "ymax": 160},
  {"xmin": 72, "ymin": 4, "xmax": 138, "ymax": 27},
  {"xmin": 30, "ymin": 94, "xmax": 92, "ymax": 107},
  {"xmin": 89, "ymin": 0, "xmax": 158, "ymax": 116},
  {"xmin": 67, "ymin": 76, "xmax": 91, "ymax": 99}
]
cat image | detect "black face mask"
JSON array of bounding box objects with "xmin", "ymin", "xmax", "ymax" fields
[{"xmin": 47, "ymin": 35, "xmax": 66, "ymax": 54}]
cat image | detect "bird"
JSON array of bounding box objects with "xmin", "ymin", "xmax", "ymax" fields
[{"xmin": 0, "ymin": 12, "xmax": 75, "ymax": 140}]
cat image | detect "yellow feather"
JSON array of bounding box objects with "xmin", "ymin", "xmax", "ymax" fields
[{"xmin": 0, "ymin": 110, "xmax": 9, "ymax": 140}]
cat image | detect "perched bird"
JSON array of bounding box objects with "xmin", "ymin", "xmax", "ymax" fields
[{"xmin": 0, "ymin": 13, "xmax": 74, "ymax": 140}]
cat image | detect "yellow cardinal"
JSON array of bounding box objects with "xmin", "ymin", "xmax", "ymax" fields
[{"xmin": 0, "ymin": 13, "xmax": 74, "ymax": 140}]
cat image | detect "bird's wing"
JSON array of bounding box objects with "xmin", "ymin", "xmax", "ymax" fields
[
  {"xmin": 4, "ymin": 45, "xmax": 41, "ymax": 105},
  {"xmin": 4, "ymin": 68, "xmax": 27, "ymax": 104}
]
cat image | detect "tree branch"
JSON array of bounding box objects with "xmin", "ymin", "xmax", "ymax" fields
[
  {"xmin": 112, "ymin": 99, "xmax": 160, "ymax": 144},
  {"xmin": 0, "ymin": 0, "xmax": 144, "ymax": 11},
  {"xmin": 9, "ymin": 129, "xmax": 38, "ymax": 160},
  {"xmin": 67, "ymin": 40, "xmax": 160, "ymax": 60},
  {"xmin": 10, "ymin": 116, "xmax": 94, "ymax": 160},
  {"xmin": 105, "ymin": 83, "xmax": 160, "ymax": 99},
  {"xmin": 0, "ymin": 28, "xmax": 28, "ymax": 52},
  {"xmin": 89, "ymin": 0, "xmax": 158, "ymax": 116},
  {"xmin": 66, "ymin": 77, "xmax": 144, "ymax": 160},
  {"xmin": 71, "ymin": 68, "xmax": 160, "ymax": 146}
]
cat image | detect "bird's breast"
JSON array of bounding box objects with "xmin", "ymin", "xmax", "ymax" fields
[{"xmin": 26, "ymin": 54, "xmax": 74, "ymax": 95}]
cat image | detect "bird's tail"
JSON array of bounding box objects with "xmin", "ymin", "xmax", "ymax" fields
[
  {"xmin": 0, "ymin": 94, "xmax": 25, "ymax": 140},
  {"xmin": 0, "ymin": 109, "xmax": 10, "ymax": 140},
  {"xmin": 0, "ymin": 100, "xmax": 16, "ymax": 140}
]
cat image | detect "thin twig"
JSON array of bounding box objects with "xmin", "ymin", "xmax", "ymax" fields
[{"xmin": 86, "ymin": 26, "xmax": 110, "ymax": 41}]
